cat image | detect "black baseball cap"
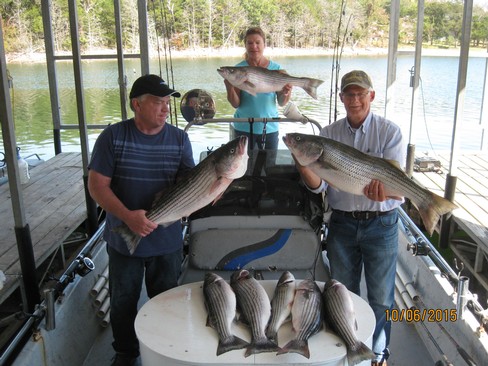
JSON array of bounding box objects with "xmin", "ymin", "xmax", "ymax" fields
[{"xmin": 129, "ymin": 74, "xmax": 181, "ymax": 99}]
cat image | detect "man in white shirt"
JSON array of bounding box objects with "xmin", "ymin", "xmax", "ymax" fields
[{"xmin": 295, "ymin": 70, "xmax": 404, "ymax": 366}]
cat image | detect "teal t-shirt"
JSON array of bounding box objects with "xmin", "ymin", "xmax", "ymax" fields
[{"xmin": 232, "ymin": 60, "xmax": 281, "ymax": 134}]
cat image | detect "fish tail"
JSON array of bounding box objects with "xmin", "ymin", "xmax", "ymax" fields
[
  {"xmin": 217, "ymin": 336, "xmax": 250, "ymax": 356},
  {"xmin": 347, "ymin": 342, "xmax": 375, "ymax": 366},
  {"xmin": 276, "ymin": 339, "xmax": 310, "ymax": 359},
  {"xmin": 244, "ymin": 339, "xmax": 281, "ymax": 357},
  {"xmin": 265, "ymin": 329, "xmax": 278, "ymax": 345},
  {"xmin": 112, "ymin": 223, "xmax": 142, "ymax": 255},
  {"xmin": 417, "ymin": 191, "xmax": 458, "ymax": 235},
  {"xmin": 302, "ymin": 78, "xmax": 324, "ymax": 99}
]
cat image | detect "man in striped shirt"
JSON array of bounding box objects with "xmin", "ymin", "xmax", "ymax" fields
[{"xmin": 88, "ymin": 74, "xmax": 195, "ymax": 366}]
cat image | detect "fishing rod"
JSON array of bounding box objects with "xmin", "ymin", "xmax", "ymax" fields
[
  {"xmin": 329, "ymin": 0, "xmax": 346, "ymax": 125},
  {"xmin": 149, "ymin": 0, "xmax": 179, "ymax": 126},
  {"xmin": 334, "ymin": 13, "xmax": 352, "ymax": 123}
]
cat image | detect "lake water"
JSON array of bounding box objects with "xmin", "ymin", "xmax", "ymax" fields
[{"xmin": 2, "ymin": 54, "xmax": 488, "ymax": 162}]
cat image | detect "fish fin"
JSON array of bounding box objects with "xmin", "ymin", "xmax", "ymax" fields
[
  {"xmin": 159, "ymin": 220, "xmax": 179, "ymax": 227},
  {"xmin": 386, "ymin": 195, "xmax": 403, "ymax": 201},
  {"xmin": 216, "ymin": 335, "xmax": 249, "ymax": 356},
  {"xmin": 245, "ymin": 339, "xmax": 280, "ymax": 357},
  {"xmin": 385, "ymin": 159, "xmax": 403, "ymax": 170},
  {"xmin": 212, "ymin": 191, "xmax": 225, "ymax": 205},
  {"xmin": 347, "ymin": 341, "xmax": 375, "ymax": 366},
  {"xmin": 416, "ymin": 191, "xmax": 458, "ymax": 235},
  {"xmin": 302, "ymin": 77, "xmax": 325, "ymax": 100},
  {"xmin": 112, "ymin": 224, "xmax": 142, "ymax": 255},
  {"xmin": 276, "ymin": 339, "xmax": 310, "ymax": 359},
  {"xmin": 244, "ymin": 81, "xmax": 257, "ymax": 95}
]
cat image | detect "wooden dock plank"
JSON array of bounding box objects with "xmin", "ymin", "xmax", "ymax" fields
[
  {"xmin": 0, "ymin": 152, "xmax": 88, "ymax": 303},
  {"xmin": 413, "ymin": 154, "xmax": 488, "ymax": 228},
  {"xmin": 413, "ymin": 152, "xmax": 488, "ymax": 290}
]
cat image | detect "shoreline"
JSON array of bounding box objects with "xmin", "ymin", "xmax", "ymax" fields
[{"xmin": 6, "ymin": 45, "xmax": 488, "ymax": 63}]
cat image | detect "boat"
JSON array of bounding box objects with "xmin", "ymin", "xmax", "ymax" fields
[{"xmin": 1, "ymin": 0, "xmax": 488, "ymax": 365}]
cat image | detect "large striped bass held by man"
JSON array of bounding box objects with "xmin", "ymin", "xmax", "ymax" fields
[
  {"xmin": 115, "ymin": 136, "xmax": 249, "ymax": 254},
  {"xmin": 322, "ymin": 279, "xmax": 375, "ymax": 366},
  {"xmin": 277, "ymin": 279, "xmax": 323, "ymax": 359},
  {"xmin": 203, "ymin": 272, "xmax": 249, "ymax": 356},
  {"xmin": 230, "ymin": 269, "xmax": 280, "ymax": 357},
  {"xmin": 217, "ymin": 66, "xmax": 324, "ymax": 99},
  {"xmin": 283, "ymin": 133, "xmax": 457, "ymax": 235}
]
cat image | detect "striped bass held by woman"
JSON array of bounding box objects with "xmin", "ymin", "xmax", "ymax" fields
[{"xmin": 218, "ymin": 66, "xmax": 324, "ymax": 99}]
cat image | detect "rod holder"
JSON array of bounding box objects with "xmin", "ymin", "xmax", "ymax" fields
[
  {"xmin": 44, "ymin": 288, "xmax": 56, "ymax": 331},
  {"xmin": 456, "ymin": 275, "xmax": 469, "ymax": 319}
]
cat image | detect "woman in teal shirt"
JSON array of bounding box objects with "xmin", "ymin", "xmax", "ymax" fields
[{"xmin": 224, "ymin": 27, "xmax": 292, "ymax": 149}]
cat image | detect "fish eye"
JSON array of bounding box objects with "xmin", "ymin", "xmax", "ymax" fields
[
  {"xmin": 230, "ymin": 148, "xmax": 235, "ymax": 153},
  {"xmin": 296, "ymin": 136, "xmax": 301, "ymax": 141}
]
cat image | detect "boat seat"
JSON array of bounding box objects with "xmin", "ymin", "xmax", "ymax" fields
[
  {"xmin": 189, "ymin": 227, "xmax": 319, "ymax": 271},
  {"xmin": 179, "ymin": 215, "xmax": 330, "ymax": 284}
]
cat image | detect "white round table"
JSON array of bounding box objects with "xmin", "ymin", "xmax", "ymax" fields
[{"xmin": 135, "ymin": 280, "xmax": 375, "ymax": 365}]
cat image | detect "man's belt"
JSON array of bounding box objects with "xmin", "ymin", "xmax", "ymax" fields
[{"xmin": 332, "ymin": 209, "xmax": 395, "ymax": 220}]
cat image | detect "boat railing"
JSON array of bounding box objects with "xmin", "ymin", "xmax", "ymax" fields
[
  {"xmin": 179, "ymin": 89, "xmax": 322, "ymax": 134},
  {"xmin": 398, "ymin": 207, "xmax": 488, "ymax": 326},
  {"xmin": 0, "ymin": 221, "xmax": 106, "ymax": 365}
]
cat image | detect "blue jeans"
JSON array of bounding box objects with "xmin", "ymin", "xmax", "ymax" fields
[
  {"xmin": 107, "ymin": 245, "xmax": 183, "ymax": 357},
  {"xmin": 326, "ymin": 209, "xmax": 398, "ymax": 357},
  {"xmin": 233, "ymin": 129, "xmax": 279, "ymax": 150}
]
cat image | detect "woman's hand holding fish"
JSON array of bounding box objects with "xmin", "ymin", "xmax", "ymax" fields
[
  {"xmin": 125, "ymin": 209, "xmax": 158, "ymax": 237},
  {"xmin": 277, "ymin": 83, "xmax": 293, "ymax": 106}
]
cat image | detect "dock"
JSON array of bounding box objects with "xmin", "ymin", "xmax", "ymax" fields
[
  {"xmin": 412, "ymin": 151, "xmax": 488, "ymax": 296},
  {"xmin": 0, "ymin": 152, "xmax": 87, "ymax": 304}
]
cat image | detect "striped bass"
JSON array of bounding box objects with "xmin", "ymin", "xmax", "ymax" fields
[
  {"xmin": 217, "ymin": 66, "xmax": 324, "ymax": 99},
  {"xmin": 277, "ymin": 279, "xmax": 323, "ymax": 359},
  {"xmin": 283, "ymin": 133, "xmax": 457, "ymax": 235},
  {"xmin": 230, "ymin": 269, "xmax": 280, "ymax": 357},
  {"xmin": 203, "ymin": 272, "xmax": 249, "ymax": 356},
  {"xmin": 116, "ymin": 136, "xmax": 249, "ymax": 254},
  {"xmin": 322, "ymin": 279, "xmax": 375, "ymax": 365},
  {"xmin": 266, "ymin": 271, "xmax": 295, "ymax": 344}
]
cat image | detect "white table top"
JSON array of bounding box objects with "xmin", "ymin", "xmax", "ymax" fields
[{"xmin": 135, "ymin": 280, "xmax": 375, "ymax": 365}]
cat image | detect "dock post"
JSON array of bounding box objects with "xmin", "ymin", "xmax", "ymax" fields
[
  {"xmin": 439, "ymin": 174, "xmax": 457, "ymax": 249},
  {"xmin": 15, "ymin": 225, "xmax": 40, "ymax": 313}
]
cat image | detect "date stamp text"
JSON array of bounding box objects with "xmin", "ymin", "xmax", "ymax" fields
[{"xmin": 385, "ymin": 308, "xmax": 457, "ymax": 322}]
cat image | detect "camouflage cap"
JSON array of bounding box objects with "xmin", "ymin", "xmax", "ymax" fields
[{"xmin": 341, "ymin": 70, "xmax": 373, "ymax": 92}]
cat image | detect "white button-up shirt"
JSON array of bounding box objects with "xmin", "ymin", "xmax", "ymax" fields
[{"xmin": 311, "ymin": 111, "xmax": 405, "ymax": 212}]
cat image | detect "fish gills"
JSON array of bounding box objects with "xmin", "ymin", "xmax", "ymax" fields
[
  {"xmin": 283, "ymin": 133, "xmax": 457, "ymax": 235},
  {"xmin": 322, "ymin": 279, "xmax": 375, "ymax": 365},
  {"xmin": 203, "ymin": 272, "xmax": 249, "ymax": 356},
  {"xmin": 277, "ymin": 279, "xmax": 323, "ymax": 359},
  {"xmin": 217, "ymin": 66, "xmax": 324, "ymax": 99},
  {"xmin": 230, "ymin": 269, "xmax": 280, "ymax": 357},
  {"xmin": 115, "ymin": 136, "xmax": 249, "ymax": 254},
  {"xmin": 266, "ymin": 271, "xmax": 296, "ymax": 344}
]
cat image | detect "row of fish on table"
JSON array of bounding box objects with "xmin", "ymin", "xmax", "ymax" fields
[{"xmin": 203, "ymin": 269, "xmax": 375, "ymax": 365}]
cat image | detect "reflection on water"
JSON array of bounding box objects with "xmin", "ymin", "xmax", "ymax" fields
[{"xmin": 2, "ymin": 55, "xmax": 488, "ymax": 162}]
